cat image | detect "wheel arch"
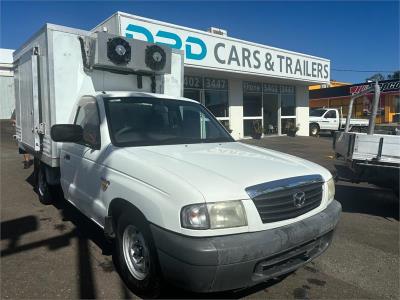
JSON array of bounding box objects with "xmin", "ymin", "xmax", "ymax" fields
[
  {"xmin": 309, "ymin": 122, "xmax": 320, "ymax": 129},
  {"xmin": 105, "ymin": 198, "xmax": 148, "ymax": 239}
]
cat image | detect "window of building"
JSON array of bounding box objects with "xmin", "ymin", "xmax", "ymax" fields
[
  {"xmin": 243, "ymin": 82, "xmax": 262, "ymax": 117},
  {"xmin": 183, "ymin": 75, "xmax": 229, "ymax": 119},
  {"xmin": 281, "ymin": 94, "xmax": 296, "ymax": 116},
  {"xmin": 204, "ymin": 77, "xmax": 229, "ymax": 118},
  {"xmin": 280, "ymin": 88, "xmax": 296, "ymax": 135},
  {"xmin": 243, "ymin": 82, "xmax": 262, "ymax": 137}
]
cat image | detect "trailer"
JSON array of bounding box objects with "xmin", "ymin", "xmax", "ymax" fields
[{"xmin": 333, "ymin": 81, "xmax": 400, "ymax": 193}]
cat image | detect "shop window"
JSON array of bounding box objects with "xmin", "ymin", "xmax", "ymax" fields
[
  {"xmin": 184, "ymin": 89, "xmax": 201, "ymax": 102},
  {"xmin": 243, "ymin": 119, "xmax": 262, "ymax": 137},
  {"xmin": 204, "ymin": 90, "xmax": 229, "ymax": 117},
  {"xmin": 243, "ymin": 81, "xmax": 262, "ymax": 117},
  {"xmin": 243, "ymin": 92, "xmax": 262, "ymax": 117},
  {"xmin": 281, "ymin": 118, "xmax": 296, "ymax": 135},
  {"xmin": 395, "ymin": 96, "xmax": 400, "ymax": 113},
  {"xmin": 281, "ymin": 94, "xmax": 296, "ymax": 116},
  {"xmin": 219, "ymin": 120, "xmax": 230, "ymax": 131},
  {"xmin": 184, "ymin": 75, "xmax": 229, "ymax": 118}
]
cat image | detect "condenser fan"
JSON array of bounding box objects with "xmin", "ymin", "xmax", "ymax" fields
[
  {"xmin": 145, "ymin": 45, "xmax": 166, "ymax": 71},
  {"xmin": 107, "ymin": 37, "xmax": 131, "ymax": 65}
]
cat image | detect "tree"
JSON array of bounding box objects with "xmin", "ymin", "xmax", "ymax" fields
[
  {"xmin": 366, "ymin": 73, "xmax": 385, "ymax": 82},
  {"xmin": 387, "ymin": 70, "xmax": 400, "ymax": 80}
]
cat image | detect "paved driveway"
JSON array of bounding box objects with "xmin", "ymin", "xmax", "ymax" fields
[{"xmin": 1, "ymin": 124, "xmax": 398, "ymax": 299}]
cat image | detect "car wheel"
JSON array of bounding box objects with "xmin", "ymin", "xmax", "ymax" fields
[
  {"xmin": 35, "ymin": 161, "xmax": 53, "ymax": 205},
  {"xmin": 309, "ymin": 124, "xmax": 319, "ymax": 137},
  {"xmin": 115, "ymin": 211, "xmax": 162, "ymax": 298}
]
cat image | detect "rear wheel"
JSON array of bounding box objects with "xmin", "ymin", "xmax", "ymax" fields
[
  {"xmin": 35, "ymin": 160, "xmax": 54, "ymax": 205},
  {"xmin": 115, "ymin": 211, "xmax": 162, "ymax": 298},
  {"xmin": 309, "ymin": 124, "xmax": 320, "ymax": 137}
]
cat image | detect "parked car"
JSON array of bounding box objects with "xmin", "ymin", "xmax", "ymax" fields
[{"xmin": 309, "ymin": 108, "xmax": 369, "ymax": 136}]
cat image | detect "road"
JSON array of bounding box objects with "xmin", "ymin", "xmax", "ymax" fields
[{"xmin": 1, "ymin": 122, "xmax": 399, "ymax": 299}]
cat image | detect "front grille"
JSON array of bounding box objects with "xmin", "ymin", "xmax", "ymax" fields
[{"xmin": 246, "ymin": 175, "xmax": 324, "ymax": 223}]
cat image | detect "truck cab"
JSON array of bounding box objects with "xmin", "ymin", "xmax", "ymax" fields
[
  {"xmin": 50, "ymin": 90, "xmax": 341, "ymax": 295},
  {"xmin": 309, "ymin": 108, "xmax": 369, "ymax": 136}
]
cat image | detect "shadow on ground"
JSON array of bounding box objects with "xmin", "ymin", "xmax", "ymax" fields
[{"xmin": 335, "ymin": 182, "xmax": 399, "ymax": 221}]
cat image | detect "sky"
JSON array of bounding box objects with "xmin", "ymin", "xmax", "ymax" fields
[{"xmin": 1, "ymin": 1, "xmax": 399, "ymax": 83}]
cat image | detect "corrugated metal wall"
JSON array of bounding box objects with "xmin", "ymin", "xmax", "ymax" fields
[{"xmin": 0, "ymin": 76, "xmax": 15, "ymax": 119}]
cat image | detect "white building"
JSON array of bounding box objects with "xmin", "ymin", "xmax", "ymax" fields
[
  {"xmin": 0, "ymin": 49, "xmax": 15, "ymax": 120},
  {"xmin": 93, "ymin": 12, "xmax": 331, "ymax": 138}
]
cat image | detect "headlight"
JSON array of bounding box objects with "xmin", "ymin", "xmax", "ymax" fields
[
  {"xmin": 181, "ymin": 201, "xmax": 247, "ymax": 230},
  {"xmin": 327, "ymin": 177, "xmax": 335, "ymax": 203}
]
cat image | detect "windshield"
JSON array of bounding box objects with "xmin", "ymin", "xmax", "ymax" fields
[
  {"xmin": 309, "ymin": 109, "xmax": 327, "ymax": 117},
  {"xmin": 104, "ymin": 97, "xmax": 234, "ymax": 147}
]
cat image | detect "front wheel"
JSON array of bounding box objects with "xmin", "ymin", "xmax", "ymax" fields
[
  {"xmin": 309, "ymin": 124, "xmax": 320, "ymax": 137},
  {"xmin": 115, "ymin": 212, "xmax": 162, "ymax": 298}
]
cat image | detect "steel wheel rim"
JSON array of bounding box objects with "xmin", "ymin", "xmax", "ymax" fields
[
  {"xmin": 122, "ymin": 225, "xmax": 150, "ymax": 280},
  {"xmin": 38, "ymin": 169, "xmax": 46, "ymax": 197},
  {"xmin": 311, "ymin": 127, "xmax": 317, "ymax": 135}
]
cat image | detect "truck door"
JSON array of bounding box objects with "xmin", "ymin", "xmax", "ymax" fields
[
  {"xmin": 323, "ymin": 109, "xmax": 338, "ymax": 130},
  {"xmin": 60, "ymin": 98, "xmax": 106, "ymax": 225},
  {"xmin": 14, "ymin": 48, "xmax": 42, "ymax": 151}
]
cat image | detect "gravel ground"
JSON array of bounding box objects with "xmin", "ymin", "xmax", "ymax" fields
[{"xmin": 1, "ymin": 122, "xmax": 399, "ymax": 299}]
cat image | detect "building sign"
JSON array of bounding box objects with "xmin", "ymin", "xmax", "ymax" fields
[
  {"xmin": 350, "ymin": 80, "xmax": 400, "ymax": 95},
  {"xmin": 244, "ymin": 81, "xmax": 295, "ymax": 94},
  {"xmin": 184, "ymin": 75, "xmax": 203, "ymax": 89},
  {"xmin": 119, "ymin": 15, "xmax": 330, "ymax": 83},
  {"xmin": 184, "ymin": 76, "xmax": 228, "ymax": 90},
  {"xmin": 263, "ymin": 83, "xmax": 280, "ymax": 94},
  {"xmin": 204, "ymin": 77, "xmax": 228, "ymax": 90},
  {"xmin": 243, "ymin": 81, "xmax": 262, "ymax": 93}
]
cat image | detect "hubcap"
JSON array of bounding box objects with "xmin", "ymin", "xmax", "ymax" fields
[
  {"xmin": 311, "ymin": 127, "xmax": 317, "ymax": 135},
  {"xmin": 122, "ymin": 225, "xmax": 150, "ymax": 280}
]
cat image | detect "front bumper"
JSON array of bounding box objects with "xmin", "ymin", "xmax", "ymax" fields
[{"xmin": 150, "ymin": 200, "xmax": 341, "ymax": 292}]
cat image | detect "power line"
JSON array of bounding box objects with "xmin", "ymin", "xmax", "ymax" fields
[{"xmin": 332, "ymin": 68, "xmax": 398, "ymax": 73}]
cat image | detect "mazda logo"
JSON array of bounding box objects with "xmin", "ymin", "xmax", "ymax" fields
[{"xmin": 293, "ymin": 191, "xmax": 306, "ymax": 208}]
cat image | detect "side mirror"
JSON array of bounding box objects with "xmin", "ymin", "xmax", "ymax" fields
[{"xmin": 51, "ymin": 124, "xmax": 83, "ymax": 143}]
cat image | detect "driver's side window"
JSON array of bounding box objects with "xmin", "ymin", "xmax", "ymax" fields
[
  {"xmin": 324, "ymin": 110, "xmax": 336, "ymax": 118},
  {"xmin": 74, "ymin": 102, "xmax": 101, "ymax": 149}
]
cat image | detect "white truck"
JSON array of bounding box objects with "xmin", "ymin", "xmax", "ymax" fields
[
  {"xmin": 309, "ymin": 108, "xmax": 369, "ymax": 136},
  {"xmin": 14, "ymin": 23, "xmax": 341, "ymax": 296}
]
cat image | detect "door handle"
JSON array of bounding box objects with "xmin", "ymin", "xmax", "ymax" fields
[{"xmin": 64, "ymin": 154, "xmax": 70, "ymax": 160}]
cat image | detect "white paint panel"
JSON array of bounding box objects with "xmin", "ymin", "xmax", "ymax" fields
[
  {"xmin": 0, "ymin": 76, "xmax": 15, "ymax": 119},
  {"xmin": 296, "ymin": 85, "xmax": 309, "ymax": 136}
]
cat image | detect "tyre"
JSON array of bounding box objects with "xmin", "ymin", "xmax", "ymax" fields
[
  {"xmin": 309, "ymin": 124, "xmax": 320, "ymax": 137},
  {"xmin": 35, "ymin": 160, "xmax": 54, "ymax": 205},
  {"xmin": 115, "ymin": 211, "xmax": 162, "ymax": 298}
]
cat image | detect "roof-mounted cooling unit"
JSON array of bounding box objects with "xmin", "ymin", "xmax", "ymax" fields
[{"xmin": 88, "ymin": 32, "xmax": 171, "ymax": 74}]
